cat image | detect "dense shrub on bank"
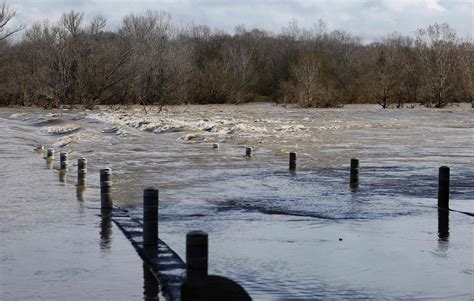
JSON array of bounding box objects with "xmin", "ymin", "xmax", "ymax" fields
[{"xmin": 0, "ymin": 5, "xmax": 472, "ymax": 108}]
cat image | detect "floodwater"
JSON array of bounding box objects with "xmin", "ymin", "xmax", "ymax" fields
[
  {"xmin": 1, "ymin": 103, "xmax": 473, "ymax": 300},
  {"xmin": 0, "ymin": 113, "xmax": 159, "ymax": 300}
]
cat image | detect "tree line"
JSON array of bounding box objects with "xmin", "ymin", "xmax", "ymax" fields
[{"xmin": 0, "ymin": 5, "xmax": 472, "ymax": 109}]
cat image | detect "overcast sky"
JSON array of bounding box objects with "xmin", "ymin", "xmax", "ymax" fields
[{"xmin": 8, "ymin": 0, "xmax": 473, "ymax": 41}]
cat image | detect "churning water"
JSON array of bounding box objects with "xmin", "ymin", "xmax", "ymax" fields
[{"xmin": 1, "ymin": 103, "xmax": 473, "ymax": 300}]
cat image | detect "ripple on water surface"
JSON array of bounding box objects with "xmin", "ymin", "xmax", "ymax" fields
[{"xmin": 1, "ymin": 104, "xmax": 473, "ymax": 300}]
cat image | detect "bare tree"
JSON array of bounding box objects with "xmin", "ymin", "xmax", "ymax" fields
[
  {"xmin": 325, "ymin": 30, "xmax": 364, "ymax": 103},
  {"xmin": 13, "ymin": 12, "xmax": 131, "ymax": 108},
  {"xmin": 367, "ymin": 44, "xmax": 397, "ymax": 108},
  {"xmin": 0, "ymin": 9, "xmax": 472, "ymax": 109},
  {"xmin": 416, "ymin": 23, "xmax": 461, "ymax": 107},
  {"xmin": 458, "ymin": 39, "xmax": 474, "ymax": 105},
  {"xmin": 282, "ymin": 52, "xmax": 336, "ymax": 107},
  {"xmin": 219, "ymin": 26, "xmax": 270, "ymax": 102},
  {"xmin": 366, "ymin": 34, "xmax": 417, "ymax": 109},
  {"xmin": 0, "ymin": 1, "xmax": 24, "ymax": 40},
  {"xmin": 390, "ymin": 35, "xmax": 421, "ymax": 106},
  {"xmin": 120, "ymin": 10, "xmax": 172, "ymax": 113}
]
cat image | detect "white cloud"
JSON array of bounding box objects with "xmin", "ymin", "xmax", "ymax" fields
[
  {"xmin": 6, "ymin": 0, "xmax": 473, "ymax": 41},
  {"xmin": 382, "ymin": 0, "xmax": 446, "ymax": 12}
]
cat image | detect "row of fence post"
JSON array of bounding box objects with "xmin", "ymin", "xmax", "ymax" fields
[
  {"xmin": 39, "ymin": 145, "xmax": 453, "ymax": 300},
  {"xmin": 40, "ymin": 146, "xmax": 252, "ymax": 300},
  {"xmin": 245, "ymin": 148, "xmax": 452, "ymax": 209},
  {"xmin": 44, "ymin": 146, "xmax": 453, "ymax": 210}
]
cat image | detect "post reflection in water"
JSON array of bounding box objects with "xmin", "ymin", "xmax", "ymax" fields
[
  {"xmin": 76, "ymin": 185, "xmax": 86, "ymax": 202},
  {"xmin": 143, "ymin": 263, "xmax": 160, "ymax": 300},
  {"xmin": 438, "ymin": 209, "xmax": 449, "ymax": 241},
  {"xmin": 437, "ymin": 208, "xmax": 450, "ymax": 255},
  {"xmin": 100, "ymin": 210, "xmax": 113, "ymax": 250},
  {"xmin": 59, "ymin": 169, "xmax": 67, "ymax": 183},
  {"xmin": 46, "ymin": 159, "xmax": 53, "ymax": 170}
]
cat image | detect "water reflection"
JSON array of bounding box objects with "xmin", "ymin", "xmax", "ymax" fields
[
  {"xmin": 437, "ymin": 209, "xmax": 449, "ymax": 255},
  {"xmin": 76, "ymin": 185, "xmax": 86, "ymax": 202},
  {"xmin": 350, "ymin": 182, "xmax": 359, "ymax": 191},
  {"xmin": 438, "ymin": 209, "xmax": 449, "ymax": 241},
  {"xmin": 59, "ymin": 169, "xmax": 67, "ymax": 183},
  {"xmin": 35, "ymin": 147, "xmax": 44, "ymax": 154},
  {"xmin": 100, "ymin": 210, "xmax": 113, "ymax": 250},
  {"xmin": 143, "ymin": 263, "xmax": 160, "ymax": 300},
  {"xmin": 8, "ymin": 104, "xmax": 473, "ymax": 299},
  {"xmin": 46, "ymin": 158, "xmax": 53, "ymax": 169},
  {"xmin": 143, "ymin": 245, "xmax": 158, "ymax": 258}
]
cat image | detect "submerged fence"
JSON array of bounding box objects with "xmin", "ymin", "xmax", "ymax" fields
[{"xmin": 37, "ymin": 144, "xmax": 466, "ymax": 300}]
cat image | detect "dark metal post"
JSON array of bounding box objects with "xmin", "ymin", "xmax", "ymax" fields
[
  {"xmin": 143, "ymin": 187, "xmax": 159, "ymax": 249},
  {"xmin": 60, "ymin": 152, "xmax": 68, "ymax": 170},
  {"xmin": 77, "ymin": 158, "xmax": 87, "ymax": 187},
  {"xmin": 438, "ymin": 166, "xmax": 450, "ymax": 209},
  {"xmin": 186, "ymin": 230, "xmax": 208, "ymax": 282},
  {"xmin": 289, "ymin": 152, "xmax": 297, "ymax": 171},
  {"xmin": 245, "ymin": 147, "xmax": 252, "ymax": 158},
  {"xmin": 100, "ymin": 168, "xmax": 113, "ymax": 209},
  {"xmin": 350, "ymin": 158, "xmax": 359, "ymax": 187},
  {"xmin": 46, "ymin": 148, "xmax": 54, "ymax": 160}
]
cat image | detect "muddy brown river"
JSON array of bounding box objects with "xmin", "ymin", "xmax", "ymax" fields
[{"xmin": 1, "ymin": 103, "xmax": 473, "ymax": 300}]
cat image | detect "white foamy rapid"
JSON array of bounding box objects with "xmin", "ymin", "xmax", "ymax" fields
[
  {"xmin": 88, "ymin": 105, "xmax": 314, "ymax": 144},
  {"xmin": 42, "ymin": 124, "xmax": 83, "ymax": 135}
]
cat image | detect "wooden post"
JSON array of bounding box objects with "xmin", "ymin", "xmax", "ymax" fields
[
  {"xmin": 60, "ymin": 152, "xmax": 68, "ymax": 170},
  {"xmin": 100, "ymin": 168, "xmax": 113, "ymax": 209},
  {"xmin": 438, "ymin": 166, "xmax": 450, "ymax": 209},
  {"xmin": 289, "ymin": 152, "xmax": 296, "ymax": 171},
  {"xmin": 77, "ymin": 158, "xmax": 87, "ymax": 187},
  {"xmin": 186, "ymin": 230, "xmax": 208, "ymax": 282},
  {"xmin": 350, "ymin": 158, "xmax": 359, "ymax": 187},
  {"xmin": 143, "ymin": 187, "xmax": 159, "ymax": 249}
]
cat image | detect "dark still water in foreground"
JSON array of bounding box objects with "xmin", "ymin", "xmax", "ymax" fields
[{"xmin": 1, "ymin": 104, "xmax": 473, "ymax": 300}]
